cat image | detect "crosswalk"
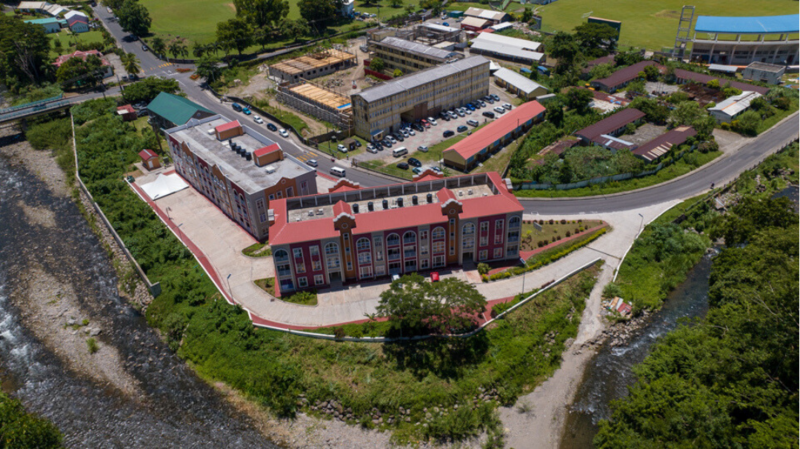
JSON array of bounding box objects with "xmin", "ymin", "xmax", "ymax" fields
[
  {"xmin": 148, "ymin": 62, "xmax": 173, "ymax": 72},
  {"xmin": 294, "ymin": 152, "xmax": 317, "ymax": 163}
]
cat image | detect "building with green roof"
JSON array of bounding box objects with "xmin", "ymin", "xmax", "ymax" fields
[
  {"xmin": 24, "ymin": 17, "xmax": 61, "ymax": 33},
  {"xmin": 146, "ymin": 92, "xmax": 215, "ymax": 130}
]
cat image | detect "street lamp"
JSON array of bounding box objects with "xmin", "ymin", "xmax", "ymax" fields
[
  {"xmin": 520, "ymin": 257, "xmax": 527, "ymax": 294},
  {"xmin": 226, "ymin": 273, "xmax": 232, "ymax": 296}
]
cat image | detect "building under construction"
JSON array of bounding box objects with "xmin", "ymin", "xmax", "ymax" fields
[
  {"xmin": 268, "ymin": 49, "xmax": 357, "ymax": 83},
  {"xmin": 276, "ymin": 81, "xmax": 353, "ymax": 131}
]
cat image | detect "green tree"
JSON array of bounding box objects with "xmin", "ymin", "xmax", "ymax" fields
[
  {"xmin": 216, "ymin": 17, "xmax": 253, "ymax": 56},
  {"xmin": 121, "ymin": 52, "xmax": 140, "ymax": 76},
  {"xmin": 390, "ymin": 0, "xmax": 402, "ymax": 7},
  {"xmin": 614, "ymin": 51, "xmax": 642, "ymax": 67},
  {"xmin": 376, "ymin": 274, "xmax": 487, "ymax": 336},
  {"xmin": 404, "ymin": 3, "xmax": 414, "ymax": 14},
  {"xmin": 192, "ymin": 43, "xmax": 206, "ymax": 58},
  {"xmin": 573, "ymin": 22, "xmax": 617, "ymax": 58},
  {"xmin": 419, "ymin": 0, "xmax": 441, "ymax": 14},
  {"xmin": 393, "ymin": 68, "xmax": 403, "ymax": 77},
  {"xmin": 281, "ymin": 19, "xmax": 310, "ymax": 42},
  {"xmin": 626, "ymin": 79, "xmax": 646, "ymax": 96},
  {"xmin": 56, "ymin": 54, "xmax": 103, "ymax": 88},
  {"xmin": 118, "ymin": 0, "xmax": 152, "ymax": 36},
  {"xmin": 52, "ymin": 37, "xmax": 63, "ymax": 53},
  {"xmin": 706, "ymin": 79, "xmax": 720, "ymax": 89},
  {"xmin": 692, "ymin": 114, "xmax": 716, "ymax": 140},
  {"xmin": 529, "ymin": 61, "xmax": 539, "ymax": 80},
  {"xmin": 234, "ymin": 0, "xmax": 289, "ymax": 31},
  {"xmin": 629, "ymin": 96, "xmax": 669, "ymax": 124},
  {"xmin": 0, "ymin": 16, "xmax": 52, "ymax": 88},
  {"xmin": 521, "ymin": 7, "xmax": 533, "ymax": 23},
  {"xmin": 642, "ymin": 64, "xmax": 659, "ymax": 81},
  {"xmin": 564, "ymin": 87, "xmax": 593, "ymax": 113},
  {"xmin": 544, "ymin": 100, "xmax": 564, "ymax": 127},
  {"xmin": 167, "ymin": 41, "xmax": 181, "ymax": 59},
  {"xmin": 369, "ymin": 56, "xmax": 385, "ymax": 73},
  {"xmin": 0, "ymin": 392, "xmax": 63, "ymax": 448},
  {"xmin": 150, "ymin": 36, "xmax": 166, "ymax": 57},
  {"xmin": 710, "ymin": 196, "xmax": 795, "ymax": 246},
  {"xmin": 668, "ymin": 101, "xmax": 703, "ymax": 127},
  {"xmin": 103, "ymin": 32, "xmax": 116, "ymax": 49},
  {"xmin": 298, "ymin": 0, "xmax": 344, "ymax": 25},
  {"xmin": 122, "ymin": 76, "xmax": 179, "ymax": 102},
  {"xmin": 588, "ymin": 62, "xmax": 613, "ymax": 80},
  {"xmin": 195, "ymin": 54, "xmax": 222, "ymax": 83},
  {"xmin": 547, "ymin": 31, "xmax": 582, "ymax": 74}
]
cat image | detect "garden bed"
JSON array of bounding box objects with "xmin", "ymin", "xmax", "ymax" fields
[{"xmin": 242, "ymin": 241, "xmax": 271, "ymax": 257}]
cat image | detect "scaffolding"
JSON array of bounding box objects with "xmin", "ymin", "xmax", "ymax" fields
[
  {"xmin": 276, "ymin": 80, "xmax": 353, "ymax": 131},
  {"xmin": 268, "ymin": 49, "xmax": 358, "ymax": 82},
  {"xmin": 672, "ymin": 5, "xmax": 696, "ymax": 60}
]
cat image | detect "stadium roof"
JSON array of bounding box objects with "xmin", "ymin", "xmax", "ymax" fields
[
  {"xmin": 493, "ymin": 68, "xmax": 547, "ymax": 95},
  {"xmin": 694, "ymin": 14, "xmax": 799, "ymax": 34},
  {"xmin": 355, "ymin": 56, "xmax": 490, "ymax": 103}
]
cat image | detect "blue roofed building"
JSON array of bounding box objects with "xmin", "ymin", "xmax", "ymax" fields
[
  {"xmin": 24, "ymin": 17, "xmax": 61, "ymax": 33},
  {"xmin": 682, "ymin": 13, "xmax": 798, "ymax": 66}
]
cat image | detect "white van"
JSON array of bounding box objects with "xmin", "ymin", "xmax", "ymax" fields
[
  {"xmin": 330, "ymin": 166, "xmax": 346, "ymax": 177},
  {"xmin": 392, "ymin": 147, "xmax": 408, "ymax": 157}
]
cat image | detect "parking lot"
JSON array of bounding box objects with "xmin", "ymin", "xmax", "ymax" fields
[{"xmin": 353, "ymin": 96, "xmax": 515, "ymax": 174}]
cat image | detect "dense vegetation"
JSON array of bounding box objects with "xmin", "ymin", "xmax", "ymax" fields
[
  {"xmin": 50, "ymin": 99, "xmax": 603, "ymax": 443},
  {"xmin": 596, "ymin": 193, "xmax": 798, "ymax": 447},
  {"xmin": 0, "ymin": 392, "xmax": 63, "ymax": 448}
]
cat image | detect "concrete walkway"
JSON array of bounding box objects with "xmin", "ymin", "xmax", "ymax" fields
[{"xmin": 136, "ymin": 174, "xmax": 678, "ymax": 329}]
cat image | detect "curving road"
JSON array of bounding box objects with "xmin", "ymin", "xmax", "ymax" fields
[{"xmin": 87, "ymin": 9, "xmax": 800, "ymax": 214}]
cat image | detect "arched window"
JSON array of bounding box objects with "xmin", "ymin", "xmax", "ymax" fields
[
  {"xmin": 274, "ymin": 249, "xmax": 289, "ymax": 262},
  {"xmin": 386, "ymin": 233, "xmax": 400, "ymax": 246},
  {"xmin": 356, "ymin": 238, "xmax": 370, "ymax": 251},
  {"xmin": 462, "ymin": 223, "xmax": 475, "ymax": 235},
  {"xmin": 325, "ymin": 243, "xmax": 339, "ymax": 255},
  {"xmin": 432, "ymin": 227, "xmax": 445, "ymax": 240},
  {"xmin": 403, "ymin": 231, "xmax": 416, "ymax": 244},
  {"xmin": 509, "ymin": 216, "xmax": 521, "ymax": 228}
]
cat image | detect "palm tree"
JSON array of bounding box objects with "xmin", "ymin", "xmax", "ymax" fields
[
  {"xmin": 178, "ymin": 44, "xmax": 189, "ymax": 59},
  {"xmin": 103, "ymin": 33, "xmax": 116, "ymax": 49},
  {"xmin": 168, "ymin": 42, "xmax": 182, "ymax": 59},
  {"xmin": 151, "ymin": 37, "xmax": 166, "ymax": 58},
  {"xmin": 192, "ymin": 43, "xmax": 206, "ymax": 58},
  {"xmin": 122, "ymin": 53, "xmax": 140, "ymax": 76}
]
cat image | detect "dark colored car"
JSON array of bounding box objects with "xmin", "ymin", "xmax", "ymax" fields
[
  {"xmin": 232, "ymin": 103, "xmax": 243, "ymax": 112},
  {"xmin": 394, "ymin": 133, "xmax": 404, "ymax": 142},
  {"xmin": 408, "ymin": 158, "xmax": 422, "ymax": 167},
  {"xmin": 491, "ymin": 94, "xmax": 501, "ymax": 101},
  {"xmin": 443, "ymin": 130, "xmax": 454, "ymax": 138},
  {"xmin": 355, "ymin": 140, "xmax": 362, "ymax": 147},
  {"xmin": 413, "ymin": 123, "xmax": 425, "ymax": 131},
  {"xmin": 396, "ymin": 162, "xmax": 410, "ymax": 170},
  {"xmin": 457, "ymin": 125, "xmax": 468, "ymax": 133},
  {"xmin": 266, "ymin": 123, "xmax": 277, "ymax": 131},
  {"xmin": 482, "ymin": 111, "xmax": 495, "ymax": 119}
]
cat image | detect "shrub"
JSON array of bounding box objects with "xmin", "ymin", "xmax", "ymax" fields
[
  {"xmin": 560, "ymin": 219, "xmax": 566, "ymax": 224},
  {"xmin": 698, "ymin": 140, "xmax": 719, "ymax": 153},
  {"xmin": 86, "ymin": 337, "xmax": 99, "ymax": 354},
  {"xmin": 333, "ymin": 327, "xmax": 345, "ymax": 340},
  {"xmin": 602, "ymin": 282, "xmax": 622, "ymax": 299},
  {"xmin": 477, "ymin": 263, "xmax": 490, "ymax": 275},
  {"xmin": 566, "ymin": 231, "xmax": 571, "ymax": 237},
  {"xmin": 720, "ymin": 122, "xmax": 730, "ymax": 130},
  {"xmin": 557, "ymin": 235, "xmax": 562, "ymax": 240},
  {"xmin": 549, "ymin": 219, "xmax": 554, "ymax": 225}
]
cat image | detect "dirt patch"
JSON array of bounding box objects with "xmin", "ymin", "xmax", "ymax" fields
[
  {"xmin": 225, "ymin": 2, "xmax": 236, "ymax": 12},
  {"xmin": 654, "ymin": 9, "xmax": 681, "ymax": 19},
  {"xmin": 12, "ymin": 266, "xmax": 142, "ymax": 398},
  {"xmin": 18, "ymin": 201, "xmax": 57, "ymax": 228},
  {"xmin": 626, "ymin": 123, "xmax": 667, "ymax": 146}
]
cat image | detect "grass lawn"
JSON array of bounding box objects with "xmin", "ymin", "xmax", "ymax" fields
[
  {"xmin": 756, "ymin": 101, "xmax": 799, "ymax": 135},
  {"xmin": 50, "ymin": 30, "xmax": 105, "ymax": 57},
  {"xmin": 352, "ymin": 0, "xmax": 410, "ymax": 21},
  {"xmin": 445, "ymin": 2, "xmax": 490, "ymax": 12},
  {"xmin": 242, "ymin": 241, "xmax": 272, "ymax": 257},
  {"xmin": 520, "ymin": 219, "xmax": 604, "ymax": 251},
  {"xmin": 535, "ymin": 0, "xmax": 797, "ymax": 51},
  {"xmin": 515, "ymin": 150, "xmax": 722, "ymax": 198},
  {"xmin": 254, "ymin": 277, "xmax": 276, "ymax": 296}
]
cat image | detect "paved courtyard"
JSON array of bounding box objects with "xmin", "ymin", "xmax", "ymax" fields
[{"xmin": 137, "ymin": 171, "xmax": 680, "ymax": 328}]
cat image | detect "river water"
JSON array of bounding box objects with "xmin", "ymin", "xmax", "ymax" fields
[
  {"xmin": 558, "ymin": 253, "xmax": 715, "ymax": 448},
  {"xmin": 0, "ymin": 144, "xmax": 277, "ymax": 447}
]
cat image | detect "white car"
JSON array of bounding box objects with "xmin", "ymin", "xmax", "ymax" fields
[
  {"xmin": 306, "ymin": 158, "xmax": 318, "ymax": 167},
  {"xmin": 279, "ymin": 128, "xmax": 289, "ymax": 138},
  {"xmin": 408, "ymin": 129, "xmax": 415, "ymax": 136},
  {"xmin": 503, "ymin": 103, "xmax": 513, "ymax": 110},
  {"xmin": 253, "ymin": 116, "xmax": 264, "ymax": 124},
  {"xmin": 337, "ymin": 144, "xmax": 347, "ymax": 153},
  {"xmin": 428, "ymin": 117, "xmax": 437, "ymax": 126},
  {"xmin": 417, "ymin": 145, "xmax": 429, "ymax": 152}
]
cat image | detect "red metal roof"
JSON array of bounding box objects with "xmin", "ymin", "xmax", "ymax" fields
[
  {"xmin": 575, "ymin": 108, "xmax": 645, "ymax": 141},
  {"xmin": 674, "ymin": 69, "xmax": 769, "ymax": 95},
  {"xmin": 138, "ymin": 149, "xmax": 158, "ymax": 161},
  {"xmin": 353, "ymin": 203, "xmax": 449, "ymax": 234},
  {"xmin": 594, "ymin": 61, "xmax": 663, "ymax": 90},
  {"xmin": 253, "ymin": 143, "xmax": 280, "ymax": 157},
  {"xmin": 332, "ymin": 200, "xmax": 353, "ymax": 220},
  {"xmin": 117, "ymin": 104, "xmax": 135, "ymax": 114},
  {"xmin": 443, "ymin": 101, "xmax": 546, "ymax": 161},
  {"xmin": 215, "ymin": 120, "xmax": 241, "ymax": 134},
  {"xmin": 633, "ymin": 126, "xmax": 697, "ymax": 162},
  {"xmin": 268, "ymin": 199, "xmax": 341, "ymax": 246}
]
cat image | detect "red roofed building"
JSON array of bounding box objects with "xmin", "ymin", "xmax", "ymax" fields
[
  {"xmin": 633, "ymin": 126, "xmax": 697, "ymax": 162},
  {"xmin": 268, "ymin": 172, "xmax": 523, "ymax": 294},
  {"xmin": 443, "ymin": 101, "xmax": 545, "ymax": 171},
  {"xmin": 591, "ymin": 61, "xmax": 664, "ymax": 93},
  {"xmin": 138, "ymin": 149, "xmax": 162, "ymax": 170},
  {"xmin": 117, "ymin": 104, "xmax": 136, "ymax": 121},
  {"xmin": 53, "ymin": 50, "xmax": 113, "ymax": 78}
]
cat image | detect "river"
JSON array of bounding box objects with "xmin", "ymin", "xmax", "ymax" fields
[
  {"xmin": 558, "ymin": 253, "xmax": 715, "ymax": 448},
  {"xmin": 0, "ymin": 140, "xmax": 278, "ymax": 447}
]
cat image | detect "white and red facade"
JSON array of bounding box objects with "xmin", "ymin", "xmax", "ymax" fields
[{"xmin": 268, "ymin": 172, "xmax": 523, "ymax": 295}]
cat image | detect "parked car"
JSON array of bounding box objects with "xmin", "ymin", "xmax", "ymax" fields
[
  {"xmin": 482, "ymin": 111, "xmax": 495, "ymax": 119},
  {"xmin": 427, "ymin": 117, "xmax": 437, "ymax": 126},
  {"xmin": 232, "ymin": 103, "xmax": 243, "ymax": 112},
  {"xmin": 408, "ymin": 128, "xmax": 415, "ymax": 136},
  {"xmin": 443, "ymin": 130, "xmax": 454, "ymax": 138},
  {"xmin": 457, "ymin": 125, "xmax": 468, "ymax": 133},
  {"xmin": 408, "ymin": 158, "xmax": 422, "ymax": 167},
  {"xmin": 142, "ymin": 44, "xmax": 148, "ymax": 51},
  {"xmin": 401, "ymin": 129, "xmax": 409, "ymax": 137},
  {"xmin": 394, "ymin": 133, "xmax": 404, "ymax": 142},
  {"xmin": 242, "ymin": 106, "xmax": 252, "ymax": 115},
  {"xmin": 503, "ymin": 103, "xmax": 512, "ymax": 110},
  {"xmin": 430, "ymin": 166, "xmax": 443, "ymax": 174},
  {"xmin": 354, "ymin": 140, "xmax": 362, "ymax": 147},
  {"xmin": 412, "ymin": 167, "xmax": 423, "ymax": 175},
  {"xmin": 467, "ymin": 119, "xmax": 479, "ymax": 127},
  {"xmin": 306, "ymin": 158, "xmax": 318, "ymax": 167},
  {"xmin": 253, "ymin": 116, "xmax": 264, "ymax": 124},
  {"xmin": 337, "ymin": 144, "xmax": 347, "ymax": 153},
  {"xmin": 440, "ymin": 113, "xmax": 450, "ymax": 121},
  {"xmin": 421, "ymin": 119, "xmax": 430, "ymax": 128},
  {"xmin": 491, "ymin": 94, "xmax": 501, "ymax": 102},
  {"xmin": 382, "ymin": 138, "xmax": 392, "ymax": 147},
  {"xmin": 456, "ymin": 109, "xmax": 465, "ymax": 117},
  {"xmin": 466, "ymin": 103, "xmax": 475, "ymax": 110},
  {"xmin": 266, "ymin": 123, "xmax": 277, "ymax": 131},
  {"xmin": 417, "ymin": 145, "xmax": 429, "ymax": 152},
  {"xmin": 388, "ymin": 136, "xmax": 397, "ymax": 143},
  {"xmin": 367, "ymin": 146, "xmax": 378, "ymax": 154},
  {"xmin": 279, "ymin": 129, "xmax": 289, "ymax": 137},
  {"xmin": 494, "ymin": 106, "xmax": 506, "ymax": 114},
  {"xmin": 396, "ymin": 162, "xmax": 409, "ymax": 170},
  {"xmin": 375, "ymin": 142, "xmax": 384, "ymax": 151}
]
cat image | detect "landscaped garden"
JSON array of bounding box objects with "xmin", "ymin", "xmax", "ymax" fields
[{"xmin": 519, "ymin": 218, "xmax": 605, "ymax": 251}]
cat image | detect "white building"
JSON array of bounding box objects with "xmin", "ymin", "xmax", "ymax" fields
[
  {"xmin": 470, "ymin": 32, "xmax": 545, "ymax": 64},
  {"xmin": 708, "ymin": 91, "xmax": 762, "ymax": 123},
  {"xmin": 341, "ymin": 0, "xmax": 354, "ymax": 17}
]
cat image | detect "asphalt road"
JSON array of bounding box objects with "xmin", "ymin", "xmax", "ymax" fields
[{"xmin": 87, "ymin": 10, "xmax": 800, "ymax": 213}]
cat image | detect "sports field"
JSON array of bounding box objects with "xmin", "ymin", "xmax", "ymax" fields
[{"xmin": 536, "ymin": 0, "xmax": 797, "ymax": 51}]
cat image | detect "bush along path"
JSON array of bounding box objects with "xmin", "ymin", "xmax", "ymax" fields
[{"xmin": 54, "ymin": 98, "xmax": 608, "ymax": 445}]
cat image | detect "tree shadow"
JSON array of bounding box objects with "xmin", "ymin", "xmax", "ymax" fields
[{"xmin": 382, "ymin": 332, "xmax": 490, "ymax": 380}]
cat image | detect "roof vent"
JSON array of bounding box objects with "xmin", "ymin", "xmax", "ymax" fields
[
  {"xmin": 467, "ymin": 189, "xmax": 473, "ymax": 195},
  {"xmin": 412, "ymin": 195, "xmax": 418, "ymax": 205},
  {"xmin": 265, "ymin": 166, "xmax": 276, "ymax": 174},
  {"xmin": 367, "ymin": 201, "xmax": 374, "ymax": 211},
  {"xmin": 308, "ymin": 210, "xmax": 314, "ymax": 216},
  {"xmin": 382, "ymin": 199, "xmax": 389, "ymax": 209},
  {"xmin": 353, "ymin": 203, "xmax": 360, "ymax": 213},
  {"xmin": 426, "ymin": 193, "xmax": 433, "ymax": 203},
  {"xmin": 458, "ymin": 191, "xmax": 463, "ymax": 196},
  {"xmin": 397, "ymin": 197, "xmax": 403, "ymax": 207},
  {"xmin": 207, "ymin": 128, "xmax": 215, "ymax": 135},
  {"xmin": 317, "ymin": 208, "xmax": 324, "ymax": 215},
  {"xmin": 483, "ymin": 192, "xmax": 488, "ymax": 197}
]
